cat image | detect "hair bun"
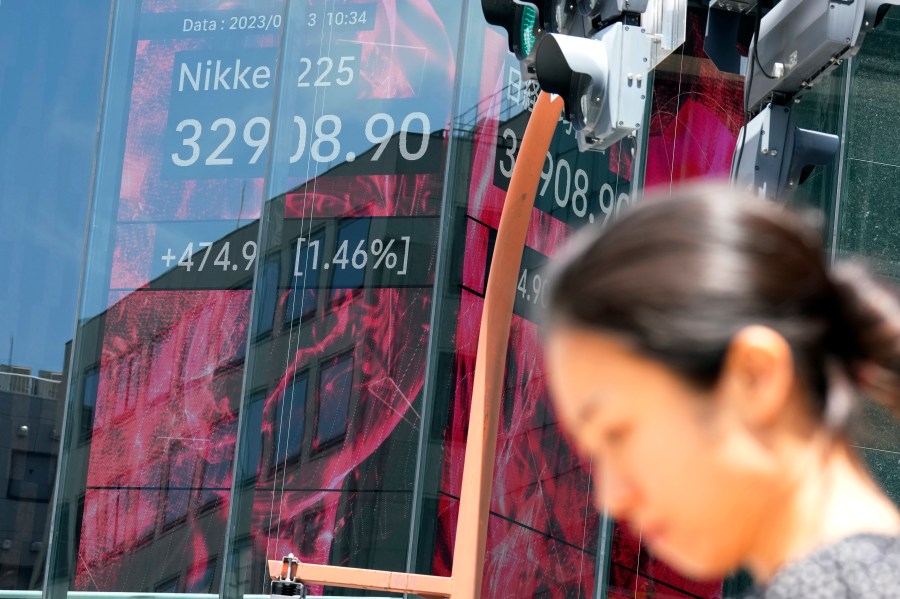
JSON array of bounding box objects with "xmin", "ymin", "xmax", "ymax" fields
[{"xmin": 829, "ymin": 262, "xmax": 900, "ymax": 416}]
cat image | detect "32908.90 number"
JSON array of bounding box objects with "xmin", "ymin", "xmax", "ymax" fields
[
  {"xmin": 498, "ymin": 127, "xmax": 632, "ymax": 225},
  {"xmin": 170, "ymin": 112, "xmax": 432, "ymax": 168}
]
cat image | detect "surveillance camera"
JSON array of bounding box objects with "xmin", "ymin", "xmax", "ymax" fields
[
  {"xmin": 731, "ymin": 104, "xmax": 840, "ymax": 199},
  {"xmin": 746, "ymin": 0, "xmax": 900, "ymax": 113},
  {"xmin": 535, "ymin": 24, "xmax": 651, "ymax": 151}
]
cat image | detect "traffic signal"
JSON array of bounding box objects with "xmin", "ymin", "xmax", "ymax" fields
[
  {"xmin": 535, "ymin": 24, "xmax": 651, "ymax": 151},
  {"xmin": 481, "ymin": 0, "xmax": 542, "ymax": 61},
  {"xmin": 482, "ymin": 0, "xmax": 687, "ymax": 152},
  {"xmin": 538, "ymin": 1, "xmax": 581, "ymax": 35}
]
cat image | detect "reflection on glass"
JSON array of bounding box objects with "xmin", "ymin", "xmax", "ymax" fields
[
  {"xmin": 284, "ymin": 231, "xmax": 324, "ymax": 325},
  {"xmin": 424, "ymin": 2, "xmax": 638, "ymax": 593},
  {"xmin": 328, "ymin": 220, "xmax": 370, "ymax": 297},
  {"xmin": 313, "ymin": 353, "xmax": 353, "ymax": 450},
  {"xmin": 241, "ymin": 393, "xmax": 266, "ymax": 484},
  {"xmin": 256, "ymin": 256, "xmax": 281, "ymax": 337},
  {"xmin": 221, "ymin": 2, "xmax": 463, "ymax": 596},
  {"xmin": 273, "ymin": 376, "xmax": 308, "ymax": 465},
  {"xmin": 0, "ymin": 2, "xmax": 108, "ymax": 588},
  {"xmin": 8, "ymin": 452, "xmax": 56, "ymax": 503},
  {"xmin": 38, "ymin": 1, "xmax": 884, "ymax": 597},
  {"xmin": 48, "ymin": 1, "xmax": 281, "ymax": 594}
]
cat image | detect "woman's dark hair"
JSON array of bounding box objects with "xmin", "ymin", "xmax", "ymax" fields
[{"xmin": 545, "ymin": 183, "xmax": 900, "ymax": 427}]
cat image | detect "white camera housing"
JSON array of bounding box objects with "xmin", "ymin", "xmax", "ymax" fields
[
  {"xmin": 536, "ymin": 24, "xmax": 652, "ymax": 151},
  {"xmin": 747, "ymin": 0, "xmax": 900, "ymax": 112}
]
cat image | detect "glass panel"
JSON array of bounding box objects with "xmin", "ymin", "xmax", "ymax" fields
[
  {"xmin": 29, "ymin": 2, "xmax": 875, "ymax": 597},
  {"xmin": 313, "ymin": 354, "xmax": 352, "ymax": 450},
  {"xmin": 273, "ymin": 375, "xmax": 308, "ymax": 465},
  {"xmin": 623, "ymin": 7, "xmax": 744, "ymax": 597},
  {"xmin": 644, "ymin": 7, "xmax": 743, "ymax": 190},
  {"xmin": 46, "ymin": 1, "xmax": 287, "ymax": 596},
  {"xmin": 836, "ymin": 8, "xmax": 900, "ymax": 506},
  {"xmin": 421, "ymin": 2, "xmax": 639, "ymax": 596},
  {"xmin": 223, "ymin": 2, "xmax": 464, "ymax": 597},
  {"xmin": 0, "ymin": 0, "xmax": 111, "ymax": 591},
  {"xmin": 639, "ymin": 7, "xmax": 847, "ymax": 597}
]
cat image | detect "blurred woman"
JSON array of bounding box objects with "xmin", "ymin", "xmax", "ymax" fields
[{"xmin": 543, "ymin": 184, "xmax": 900, "ymax": 597}]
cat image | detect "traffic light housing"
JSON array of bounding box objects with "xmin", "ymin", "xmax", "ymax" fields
[
  {"xmin": 578, "ymin": 0, "xmax": 650, "ymax": 21},
  {"xmin": 536, "ymin": 24, "xmax": 651, "ymax": 150},
  {"xmin": 482, "ymin": 0, "xmax": 542, "ymax": 61},
  {"xmin": 538, "ymin": 0, "xmax": 582, "ymax": 35},
  {"xmin": 482, "ymin": 0, "xmax": 687, "ymax": 152}
]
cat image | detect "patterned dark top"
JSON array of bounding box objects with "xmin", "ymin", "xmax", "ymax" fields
[{"xmin": 739, "ymin": 534, "xmax": 900, "ymax": 598}]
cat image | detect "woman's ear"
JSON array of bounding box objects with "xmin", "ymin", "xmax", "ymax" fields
[{"xmin": 715, "ymin": 325, "xmax": 796, "ymax": 431}]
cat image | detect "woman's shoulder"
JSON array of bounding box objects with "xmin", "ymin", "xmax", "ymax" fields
[{"xmin": 738, "ymin": 533, "xmax": 900, "ymax": 599}]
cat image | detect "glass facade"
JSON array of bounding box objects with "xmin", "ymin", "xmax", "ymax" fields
[
  {"xmin": 0, "ymin": 1, "xmax": 897, "ymax": 598},
  {"xmin": 0, "ymin": 0, "xmax": 112, "ymax": 591}
]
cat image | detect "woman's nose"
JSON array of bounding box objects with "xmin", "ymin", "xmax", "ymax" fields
[{"xmin": 593, "ymin": 461, "xmax": 637, "ymax": 518}]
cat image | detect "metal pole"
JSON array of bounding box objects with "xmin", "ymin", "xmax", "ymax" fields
[{"xmin": 450, "ymin": 91, "xmax": 563, "ymax": 598}]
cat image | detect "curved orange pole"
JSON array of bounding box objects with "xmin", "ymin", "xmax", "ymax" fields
[
  {"xmin": 452, "ymin": 91, "xmax": 564, "ymax": 598},
  {"xmin": 275, "ymin": 91, "xmax": 564, "ymax": 599}
]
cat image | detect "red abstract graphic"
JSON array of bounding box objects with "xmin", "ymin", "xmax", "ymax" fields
[
  {"xmin": 80, "ymin": 0, "xmax": 458, "ymax": 592},
  {"xmin": 117, "ymin": 17, "xmax": 279, "ymax": 223},
  {"xmin": 249, "ymin": 0, "xmax": 459, "ymax": 590},
  {"xmin": 645, "ymin": 11, "xmax": 744, "ymax": 189},
  {"xmin": 284, "ymin": 172, "xmax": 443, "ymax": 219},
  {"xmin": 76, "ymin": 290, "xmax": 250, "ymax": 591},
  {"xmin": 605, "ymin": 9, "xmax": 743, "ymax": 599},
  {"xmin": 78, "ymin": 2, "xmax": 748, "ymax": 597},
  {"xmin": 250, "ymin": 286, "xmax": 433, "ymax": 593},
  {"xmin": 435, "ymin": 9, "xmax": 745, "ymax": 598}
]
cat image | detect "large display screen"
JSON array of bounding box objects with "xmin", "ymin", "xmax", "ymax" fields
[
  {"xmin": 429, "ymin": 7, "xmax": 745, "ymax": 599},
  {"xmin": 71, "ymin": 1, "xmax": 287, "ymax": 592},
  {"xmin": 59, "ymin": 2, "xmax": 748, "ymax": 598},
  {"xmin": 607, "ymin": 9, "xmax": 744, "ymax": 597},
  {"xmin": 227, "ymin": 1, "xmax": 463, "ymax": 595}
]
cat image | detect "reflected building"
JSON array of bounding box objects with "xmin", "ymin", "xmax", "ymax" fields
[
  {"xmin": 0, "ymin": 364, "xmax": 64, "ymax": 590},
  {"xmin": 60, "ymin": 130, "xmax": 440, "ymax": 593}
]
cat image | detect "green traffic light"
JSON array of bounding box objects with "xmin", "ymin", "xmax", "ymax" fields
[
  {"xmin": 519, "ymin": 5, "xmax": 538, "ymax": 58},
  {"xmin": 481, "ymin": 0, "xmax": 541, "ymax": 61}
]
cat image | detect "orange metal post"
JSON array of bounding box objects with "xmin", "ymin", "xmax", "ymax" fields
[
  {"xmin": 267, "ymin": 91, "xmax": 563, "ymax": 599},
  {"xmin": 450, "ymin": 91, "xmax": 564, "ymax": 599}
]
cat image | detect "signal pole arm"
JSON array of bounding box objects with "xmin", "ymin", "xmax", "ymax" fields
[{"xmin": 451, "ymin": 90, "xmax": 564, "ymax": 599}]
